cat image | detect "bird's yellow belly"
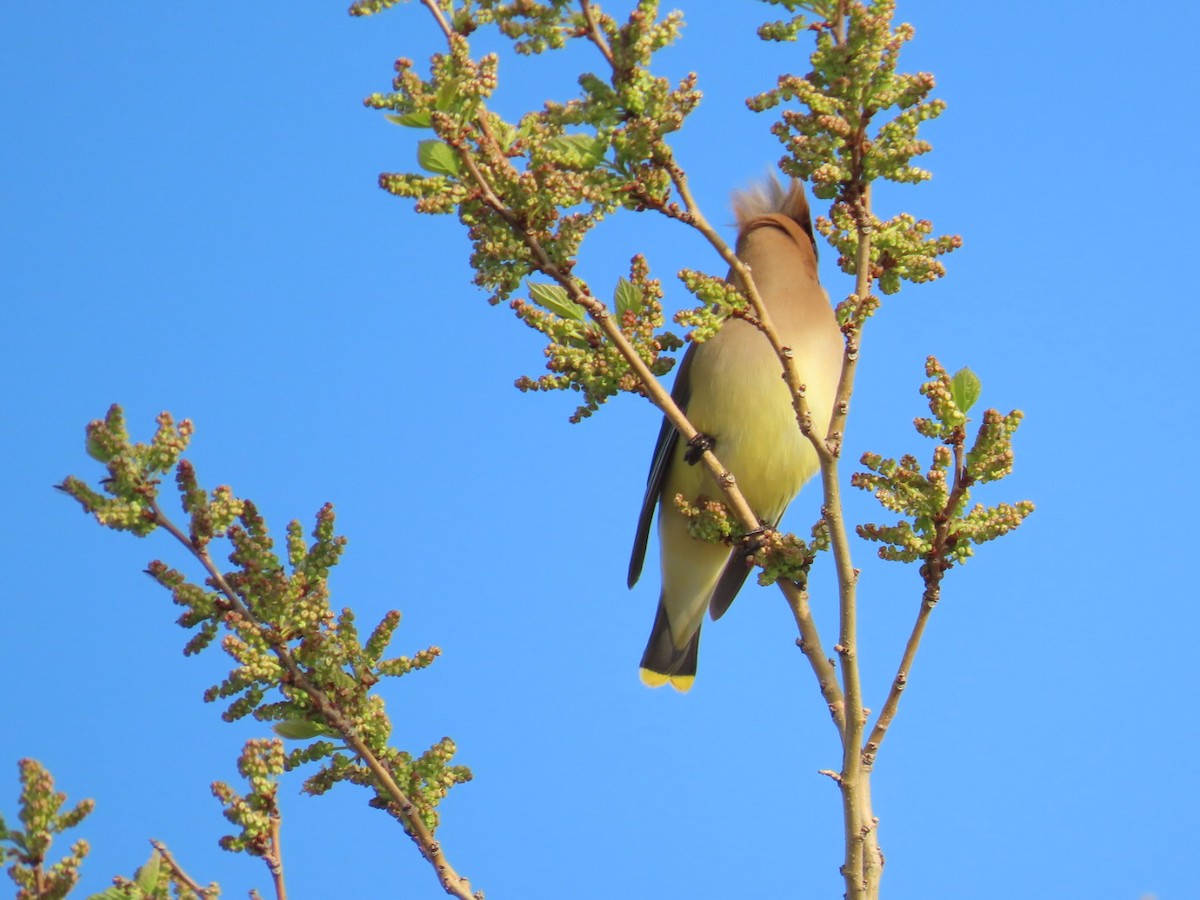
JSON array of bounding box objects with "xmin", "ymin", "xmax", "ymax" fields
[{"xmin": 677, "ymin": 328, "xmax": 820, "ymax": 524}]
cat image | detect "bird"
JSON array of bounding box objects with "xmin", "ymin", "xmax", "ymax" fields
[{"xmin": 627, "ymin": 177, "xmax": 843, "ymax": 692}]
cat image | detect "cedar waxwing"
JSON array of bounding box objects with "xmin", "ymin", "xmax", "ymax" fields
[{"xmin": 627, "ymin": 178, "xmax": 842, "ymax": 691}]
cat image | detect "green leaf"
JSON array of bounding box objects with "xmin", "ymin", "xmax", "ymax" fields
[
  {"xmin": 434, "ymin": 81, "xmax": 467, "ymax": 114},
  {"xmin": 547, "ymin": 133, "xmax": 606, "ymax": 167},
  {"xmin": 950, "ymin": 367, "xmax": 982, "ymax": 414},
  {"xmin": 135, "ymin": 850, "xmax": 161, "ymax": 891},
  {"xmin": 417, "ymin": 140, "xmax": 461, "ymax": 177},
  {"xmin": 527, "ymin": 281, "xmax": 587, "ymax": 321},
  {"xmin": 614, "ymin": 278, "xmax": 644, "ymax": 317},
  {"xmin": 85, "ymin": 433, "xmax": 108, "ymax": 461},
  {"xmin": 491, "ymin": 118, "xmax": 517, "ymax": 152},
  {"xmin": 273, "ymin": 720, "xmax": 334, "ymax": 740},
  {"xmin": 384, "ymin": 111, "xmax": 432, "ymax": 128}
]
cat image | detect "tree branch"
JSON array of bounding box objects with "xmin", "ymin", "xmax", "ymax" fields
[
  {"xmin": 781, "ymin": 579, "xmax": 846, "ymax": 736},
  {"xmin": 149, "ymin": 503, "xmax": 480, "ymax": 900},
  {"xmin": 823, "ymin": 10, "xmax": 882, "ymax": 895}
]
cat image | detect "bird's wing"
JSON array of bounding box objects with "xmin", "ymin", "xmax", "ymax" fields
[{"xmin": 627, "ymin": 344, "xmax": 695, "ymax": 589}]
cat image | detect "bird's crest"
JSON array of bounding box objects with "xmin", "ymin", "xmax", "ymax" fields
[{"xmin": 732, "ymin": 176, "xmax": 818, "ymax": 261}]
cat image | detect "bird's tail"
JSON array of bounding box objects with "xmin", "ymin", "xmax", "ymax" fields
[{"xmin": 638, "ymin": 600, "xmax": 700, "ymax": 693}]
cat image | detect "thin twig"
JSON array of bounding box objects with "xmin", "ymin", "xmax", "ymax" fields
[
  {"xmin": 466, "ymin": 150, "xmax": 763, "ymax": 535},
  {"xmin": 579, "ymin": 0, "xmax": 615, "ymax": 68},
  {"xmin": 863, "ymin": 436, "xmax": 973, "ymax": 764},
  {"xmin": 821, "ymin": 173, "xmax": 875, "ymax": 900},
  {"xmin": 266, "ymin": 814, "xmax": 287, "ymax": 900},
  {"xmin": 150, "ymin": 840, "xmax": 218, "ymax": 900},
  {"xmin": 833, "ymin": 0, "xmax": 848, "ymax": 46},
  {"xmin": 781, "ymin": 579, "xmax": 846, "ymax": 736},
  {"xmin": 825, "ymin": 445, "xmax": 866, "ymax": 900},
  {"xmin": 822, "ymin": 7, "xmax": 881, "ymax": 895},
  {"xmin": 420, "ymin": 0, "xmax": 453, "ymax": 40},
  {"xmin": 825, "ymin": 185, "xmax": 871, "ymax": 458}
]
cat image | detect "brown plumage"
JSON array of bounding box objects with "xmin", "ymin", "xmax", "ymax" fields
[{"xmin": 628, "ymin": 178, "xmax": 842, "ymax": 691}]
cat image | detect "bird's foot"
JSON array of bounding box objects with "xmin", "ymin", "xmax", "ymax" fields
[
  {"xmin": 683, "ymin": 431, "xmax": 716, "ymax": 465},
  {"xmin": 736, "ymin": 525, "xmax": 774, "ymax": 557}
]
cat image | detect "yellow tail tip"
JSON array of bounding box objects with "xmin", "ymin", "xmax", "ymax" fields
[{"xmin": 639, "ymin": 668, "xmax": 695, "ymax": 693}]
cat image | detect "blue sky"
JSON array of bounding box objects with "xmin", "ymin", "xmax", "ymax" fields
[{"xmin": 3, "ymin": 2, "xmax": 1197, "ymax": 898}]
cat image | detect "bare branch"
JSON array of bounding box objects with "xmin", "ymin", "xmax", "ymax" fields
[{"xmin": 782, "ymin": 580, "xmax": 846, "ymax": 736}]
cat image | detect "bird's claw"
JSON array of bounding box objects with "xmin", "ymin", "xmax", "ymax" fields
[{"xmin": 684, "ymin": 432, "xmax": 716, "ymax": 465}]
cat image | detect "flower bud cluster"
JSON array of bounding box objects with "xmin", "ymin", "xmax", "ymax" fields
[
  {"xmin": 60, "ymin": 405, "xmax": 196, "ymax": 537},
  {"xmin": 749, "ymin": 1, "xmax": 960, "ymax": 300},
  {"xmin": 854, "ymin": 359, "xmax": 1033, "ymax": 566},
  {"xmin": 362, "ymin": 1, "xmax": 705, "ymax": 423},
  {"xmin": 212, "ymin": 738, "xmax": 285, "ymax": 858},
  {"xmin": 816, "ymin": 204, "xmax": 960, "ymax": 295},
  {"xmin": 61, "ymin": 409, "xmax": 474, "ymax": 850},
  {"xmin": 1, "ymin": 759, "xmax": 94, "ymax": 899},
  {"xmin": 673, "ymin": 495, "xmax": 737, "ymax": 545},
  {"xmin": 676, "ymin": 269, "xmax": 750, "ymax": 344},
  {"xmin": 513, "ymin": 259, "xmax": 681, "ymax": 421}
]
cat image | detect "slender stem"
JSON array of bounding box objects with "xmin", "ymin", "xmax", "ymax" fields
[
  {"xmin": 864, "ymin": 436, "xmax": 973, "ymax": 764},
  {"xmin": 825, "ymin": 182, "xmax": 870, "ymax": 459},
  {"xmin": 151, "ymin": 504, "xmax": 479, "ymax": 900},
  {"xmin": 150, "ymin": 840, "xmax": 218, "ymax": 900},
  {"xmin": 825, "ymin": 8, "xmax": 880, "ymax": 891},
  {"xmin": 468, "ymin": 168, "xmax": 763, "ymax": 537},
  {"xmin": 579, "ymin": 0, "xmax": 615, "ymax": 68},
  {"xmin": 420, "ymin": 0, "xmax": 453, "ymax": 40},
  {"xmin": 862, "ymin": 589, "xmax": 935, "ymax": 766},
  {"xmin": 267, "ymin": 813, "xmax": 287, "ymax": 900},
  {"xmin": 826, "ymin": 182, "xmax": 873, "ymax": 769},
  {"xmin": 780, "ymin": 579, "xmax": 846, "ymax": 736},
  {"xmin": 825, "ymin": 449, "xmax": 866, "ymax": 900},
  {"xmin": 857, "ymin": 775, "xmax": 882, "ymax": 894}
]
